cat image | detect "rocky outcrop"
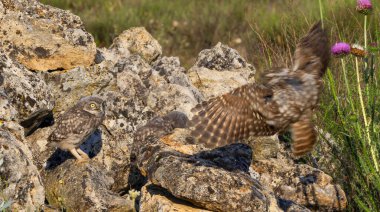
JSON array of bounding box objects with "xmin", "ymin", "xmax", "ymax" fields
[
  {"xmin": 0, "ymin": 127, "xmax": 45, "ymax": 211},
  {"xmin": 0, "ymin": 0, "xmax": 96, "ymax": 71},
  {"xmin": 0, "ymin": 1, "xmax": 347, "ymax": 211}
]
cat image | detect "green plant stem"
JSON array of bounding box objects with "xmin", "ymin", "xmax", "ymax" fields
[
  {"xmin": 364, "ymin": 15, "xmax": 367, "ymax": 50},
  {"xmin": 341, "ymin": 58, "xmax": 355, "ymax": 111},
  {"xmin": 355, "ymin": 57, "xmax": 379, "ymax": 171},
  {"xmin": 327, "ymin": 68, "xmax": 343, "ymax": 118},
  {"xmin": 318, "ymin": 0, "xmax": 324, "ymax": 28},
  {"xmin": 364, "ymin": 15, "xmax": 370, "ymax": 99}
]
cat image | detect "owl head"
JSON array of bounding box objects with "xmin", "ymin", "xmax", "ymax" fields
[{"xmin": 79, "ymin": 96, "xmax": 105, "ymax": 116}]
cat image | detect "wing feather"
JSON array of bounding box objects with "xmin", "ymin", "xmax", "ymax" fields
[{"xmin": 190, "ymin": 84, "xmax": 279, "ymax": 147}]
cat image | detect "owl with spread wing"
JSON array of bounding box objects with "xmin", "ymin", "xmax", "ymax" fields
[{"xmin": 189, "ymin": 22, "xmax": 330, "ymax": 156}]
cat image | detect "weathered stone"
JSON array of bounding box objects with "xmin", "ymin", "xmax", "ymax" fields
[
  {"xmin": 139, "ymin": 184, "xmax": 212, "ymax": 212},
  {"xmin": 134, "ymin": 115, "xmax": 271, "ymax": 211},
  {"xmin": 0, "ymin": 126, "xmax": 45, "ymax": 211},
  {"xmin": 44, "ymin": 160, "xmax": 134, "ymax": 211},
  {"xmin": 187, "ymin": 43, "xmax": 255, "ymax": 99},
  {"xmin": 249, "ymin": 136, "xmax": 280, "ymax": 161},
  {"xmin": 27, "ymin": 41, "xmax": 200, "ymax": 196},
  {"xmin": 0, "ymin": 50, "xmax": 54, "ymax": 121},
  {"xmin": 253, "ymin": 159, "xmax": 347, "ymax": 210},
  {"xmin": 195, "ymin": 42, "xmax": 255, "ymax": 71},
  {"xmin": 0, "ymin": 0, "xmax": 96, "ymax": 71},
  {"xmin": 0, "ymin": 92, "xmax": 17, "ymax": 123},
  {"xmin": 110, "ymin": 27, "xmax": 162, "ymax": 63}
]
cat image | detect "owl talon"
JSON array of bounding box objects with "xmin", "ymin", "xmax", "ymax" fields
[{"xmin": 77, "ymin": 148, "xmax": 90, "ymax": 159}]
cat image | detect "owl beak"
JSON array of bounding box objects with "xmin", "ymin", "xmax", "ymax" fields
[{"xmin": 102, "ymin": 101, "xmax": 106, "ymax": 111}]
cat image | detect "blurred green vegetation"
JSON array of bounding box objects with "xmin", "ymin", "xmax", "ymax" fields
[
  {"xmin": 41, "ymin": 0, "xmax": 380, "ymax": 211},
  {"xmin": 41, "ymin": 0, "xmax": 378, "ymax": 70}
]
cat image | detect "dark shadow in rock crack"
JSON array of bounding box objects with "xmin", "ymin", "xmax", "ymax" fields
[
  {"xmin": 20, "ymin": 108, "xmax": 54, "ymax": 136},
  {"xmin": 45, "ymin": 130, "xmax": 103, "ymax": 170}
]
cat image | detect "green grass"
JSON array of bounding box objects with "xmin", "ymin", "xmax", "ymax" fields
[
  {"xmin": 40, "ymin": 0, "xmax": 380, "ymax": 211},
  {"xmin": 40, "ymin": 0, "xmax": 377, "ymax": 70}
]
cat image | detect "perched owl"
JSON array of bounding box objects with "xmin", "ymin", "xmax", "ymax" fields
[
  {"xmin": 47, "ymin": 96, "xmax": 106, "ymax": 162},
  {"xmin": 190, "ymin": 22, "xmax": 330, "ymax": 156}
]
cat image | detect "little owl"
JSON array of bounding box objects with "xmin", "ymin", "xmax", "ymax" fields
[
  {"xmin": 47, "ymin": 96, "xmax": 106, "ymax": 162},
  {"xmin": 190, "ymin": 22, "xmax": 330, "ymax": 156}
]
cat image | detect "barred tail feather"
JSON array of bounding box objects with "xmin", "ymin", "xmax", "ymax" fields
[{"xmin": 291, "ymin": 118, "xmax": 317, "ymax": 156}]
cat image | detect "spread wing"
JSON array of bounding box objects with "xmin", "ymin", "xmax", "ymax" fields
[
  {"xmin": 292, "ymin": 21, "xmax": 330, "ymax": 77},
  {"xmin": 189, "ymin": 84, "xmax": 279, "ymax": 148}
]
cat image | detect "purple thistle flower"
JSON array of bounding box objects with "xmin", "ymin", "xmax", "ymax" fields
[
  {"xmin": 331, "ymin": 42, "xmax": 351, "ymax": 57},
  {"xmin": 357, "ymin": 0, "xmax": 372, "ymax": 14}
]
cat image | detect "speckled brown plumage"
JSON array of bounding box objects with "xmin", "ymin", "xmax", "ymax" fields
[
  {"xmin": 47, "ymin": 96, "xmax": 106, "ymax": 162},
  {"xmin": 190, "ymin": 22, "xmax": 329, "ymax": 156}
]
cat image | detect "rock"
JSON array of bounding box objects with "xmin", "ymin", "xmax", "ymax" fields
[
  {"xmin": 140, "ymin": 184, "xmax": 212, "ymax": 212},
  {"xmin": 110, "ymin": 27, "xmax": 162, "ymax": 63},
  {"xmin": 194, "ymin": 42, "xmax": 254, "ymax": 71},
  {"xmin": 187, "ymin": 42, "xmax": 255, "ymax": 99},
  {"xmin": 253, "ymin": 158, "xmax": 347, "ymax": 210},
  {"xmin": 249, "ymin": 136, "xmax": 280, "ymax": 161},
  {"xmin": 0, "ymin": 92, "xmax": 18, "ymax": 122},
  {"xmin": 0, "ymin": 50, "xmax": 54, "ymax": 121},
  {"xmin": 44, "ymin": 160, "xmax": 134, "ymax": 211},
  {"xmin": 27, "ymin": 40, "xmax": 200, "ymax": 196},
  {"xmin": 0, "ymin": 0, "xmax": 96, "ymax": 71},
  {"xmin": 0, "ymin": 126, "xmax": 45, "ymax": 211},
  {"xmin": 133, "ymin": 115, "xmax": 271, "ymax": 211}
]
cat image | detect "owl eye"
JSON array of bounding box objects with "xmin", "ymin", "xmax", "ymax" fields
[{"xmin": 90, "ymin": 103, "xmax": 97, "ymax": 109}]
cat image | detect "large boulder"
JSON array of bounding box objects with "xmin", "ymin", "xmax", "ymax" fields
[{"xmin": 0, "ymin": 0, "xmax": 96, "ymax": 71}]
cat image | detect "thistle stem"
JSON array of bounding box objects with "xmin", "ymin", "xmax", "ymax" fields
[
  {"xmin": 355, "ymin": 57, "xmax": 379, "ymax": 171},
  {"xmin": 341, "ymin": 58, "xmax": 355, "ymax": 111},
  {"xmin": 318, "ymin": 0, "xmax": 324, "ymax": 28},
  {"xmin": 364, "ymin": 15, "xmax": 367, "ymax": 50}
]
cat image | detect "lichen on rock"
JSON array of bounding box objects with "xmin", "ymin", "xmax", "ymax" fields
[{"xmin": 0, "ymin": 0, "xmax": 96, "ymax": 71}]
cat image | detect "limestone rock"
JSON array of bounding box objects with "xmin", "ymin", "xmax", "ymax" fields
[
  {"xmin": 0, "ymin": 50, "xmax": 54, "ymax": 121},
  {"xmin": 0, "ymin": 0, "xmax": 96, "ymax": 71},
  {"xmin": 44, "ymin": 160, "xmax": 134, "ymax": 211},
  {"xmin": 249, "ymin": 136, "xmax": 280, "ymax": 161},
  {"xmin": 133, "ymin": 116, "xmax": 271, "ymax": 212},
  {"xmin": 195, "ymin": 42, "xmax": 254, "ymax": 71},
  {"xmin": 0, "ymin": 127, "xmax": 45, "ymax": 211},
  {"xmin": 28, "ymin": 42, "xmax": 200, "ymax": 195},
  {"xmin": 140, "ymin": 184, "xmax": 212, "ymax": 212},
  {"xmin": 110, "ymin": 27, "xmax": 162, "ymax": 63},
  {"xmin": 188, "ymin": 42, "xmax": 255, "ymax": 99},
  {"xmin": 253, "ymin": 158, "xmax": 347, "ymax": 210}
]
